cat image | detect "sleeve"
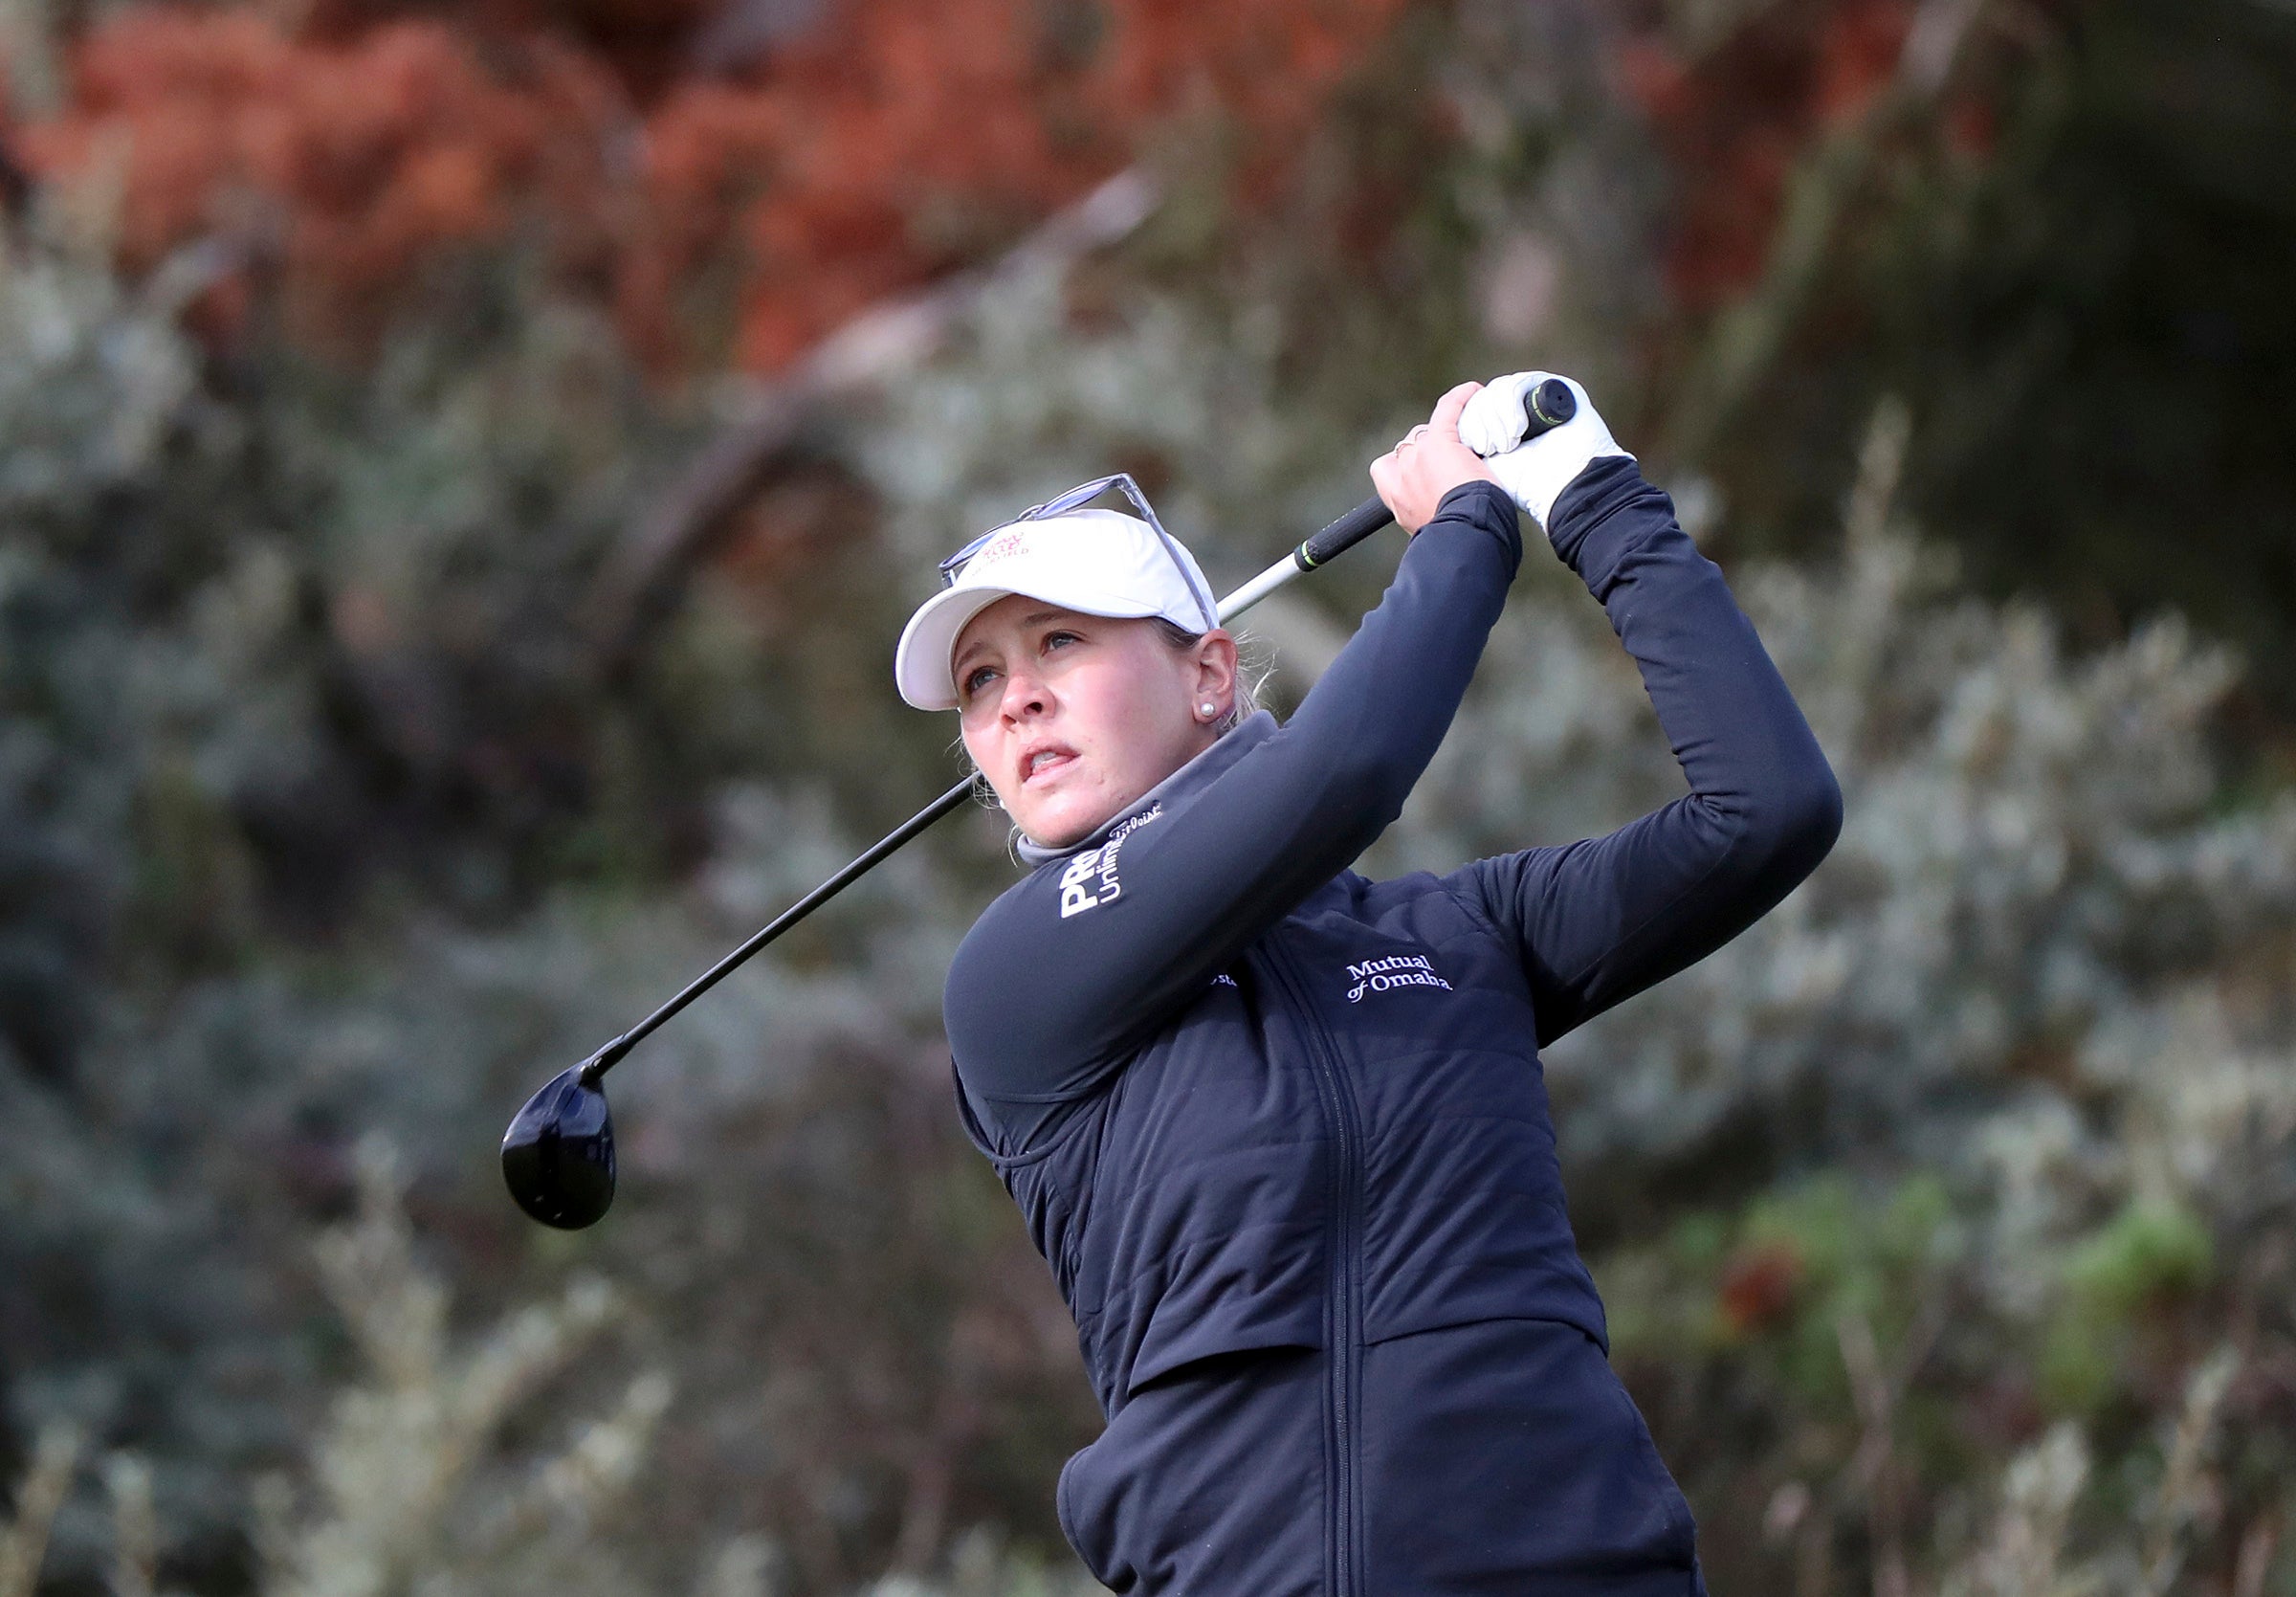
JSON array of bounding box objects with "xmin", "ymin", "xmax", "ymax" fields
[
  {"xmin": 944, "ymin": 480, "xmax": 1524, "ymax": 1127},
  {"xmin": 1445, "ymin": 456, "xmax": 1843, "ymax": 1047}
]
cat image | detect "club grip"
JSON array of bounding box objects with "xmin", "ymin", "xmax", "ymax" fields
[
  {"xmin": 1523, "ymin": 376, "xmax": 1576, "ymax": 436},
  {"xmin": 1292, "ymin": 380, "xmax": 1576, "ymax": 572},
  {"xmin": 1295, "ymin": 497, "xmax": 1398, "ymax": 569}
]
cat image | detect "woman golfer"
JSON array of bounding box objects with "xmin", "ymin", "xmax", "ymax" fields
[{"xmin": 894, "ymin": 375, "xmax": 1840, "ymax": 1595}]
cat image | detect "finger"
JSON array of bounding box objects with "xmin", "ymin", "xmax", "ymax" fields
[
  {"xmin": 1368, "ymin": 452, "xmax": 1407, "ymax": 521},
  {"xmin": 1429, "ymin": 381, "xmax": 1484, "ymax": 440}
]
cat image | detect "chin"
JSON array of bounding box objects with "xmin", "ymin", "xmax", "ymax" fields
[
  {"xmin": 1022, "ymin": 812, "xmax": 1098, "ymax": 851},
  {"xmin": 1018, "ymin": 790, "xmax": 1122, "ymax": 852}
]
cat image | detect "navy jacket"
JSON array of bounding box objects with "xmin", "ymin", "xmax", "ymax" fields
[{"xmin": 945, "ymin": 464, "xmax": 1842, "ymax": 1594}]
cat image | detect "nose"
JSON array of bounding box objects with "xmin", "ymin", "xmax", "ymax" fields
[{"xmin": 998, "ymin": 664, "xmax": 1049, "ymax": 724}]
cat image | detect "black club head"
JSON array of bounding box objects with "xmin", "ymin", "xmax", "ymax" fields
[{"xmin": 501, "ymin": 1063, "xmax": 617, "ymax": 1230}]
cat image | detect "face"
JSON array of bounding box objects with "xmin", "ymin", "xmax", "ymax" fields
[{"xmin": 953, "ymin": 595, "xmax": 1238, "ymax": 849}]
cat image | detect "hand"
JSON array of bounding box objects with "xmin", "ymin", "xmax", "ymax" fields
[
  {"xmin": 1369, "ymin": 383, "xmax": 1502, "ymax": 533},
  {"xmin": 1457, "ymin": 372, "xmax": 1633, "ymax": 529}
]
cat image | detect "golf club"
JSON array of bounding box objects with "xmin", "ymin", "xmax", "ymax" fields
[{"xmin": 501, "ymin": 378, "xmax": 1578, "ymax": 1229}]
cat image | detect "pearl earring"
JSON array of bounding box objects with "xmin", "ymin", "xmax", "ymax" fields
[{"xmin": 1201, "ymin": 703, "xmax": 1217, "ymax": 718}]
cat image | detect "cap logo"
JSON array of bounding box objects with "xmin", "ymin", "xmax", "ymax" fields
[{"xmin": 970, "ymin": 530, "xmax": 1027, "ymax": 569}]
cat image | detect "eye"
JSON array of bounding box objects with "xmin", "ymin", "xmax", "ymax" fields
[
  {"xmin": 960, "ymin": 664, "xmax": 999, "ymax": 700},
  {"xmin": 1042, "ymin": 629, "xmax": 1082, "ymax": 653}
]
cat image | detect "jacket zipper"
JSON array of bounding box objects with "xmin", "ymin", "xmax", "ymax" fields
[{"xmin": 1263, "ymin": 937, "xmax": 1363, "ymax": 1597}]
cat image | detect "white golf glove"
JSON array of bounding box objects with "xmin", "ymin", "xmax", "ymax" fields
[{"xmin": 1459, "ymin": 372, "xmax": 1633, "ymax": 529}]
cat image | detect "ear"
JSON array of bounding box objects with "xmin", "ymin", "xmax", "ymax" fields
[{"xmin": 1190, "ymin": 629, "xmax": 1240, "ymax": 712}]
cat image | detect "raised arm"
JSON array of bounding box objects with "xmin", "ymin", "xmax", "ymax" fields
[
  {"xmin": 1446, "ymin": 418, "xmax": 1842, "ymax": 1044},
  {"xmin": 946, "ymin": 474, "xmax": 1523, "ymax": 1121}
]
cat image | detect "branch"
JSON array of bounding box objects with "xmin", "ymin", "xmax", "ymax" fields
[
  {"xmin": 1837, "ymin": 1294, "xmax": 1948, "ymax": 1597},
  {"xmin": 585, "ymin": 168, "xmax": 1160, "ymax": 680},
  {"xmin": 1662, "ymin": 0, "xmax": 1996, "ymax": 465}
]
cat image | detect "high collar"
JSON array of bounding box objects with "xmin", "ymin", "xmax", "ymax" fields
[{"xmin": 1014, "ymin": 711, "xmax": 1277, "ymax": 867}]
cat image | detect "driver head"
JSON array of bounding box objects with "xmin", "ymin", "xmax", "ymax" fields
[{"xmin": 501, "ymin": 1064, "xmax": 617, "ymax": 1229}]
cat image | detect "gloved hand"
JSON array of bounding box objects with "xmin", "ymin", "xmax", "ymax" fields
[{"xmin": 1458, "ymin": 372, "xmax": 1633, "ymax": 529}]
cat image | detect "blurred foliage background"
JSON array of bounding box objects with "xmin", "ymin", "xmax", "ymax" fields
[{"xmin": 0, "ymin": 0, "xmax": 2291, "ymax": 1591}]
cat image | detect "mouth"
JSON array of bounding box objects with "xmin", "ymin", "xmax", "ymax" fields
[{"xmin": 1020, "ymin": 745, "xmax": 1078, "ymax": 788}]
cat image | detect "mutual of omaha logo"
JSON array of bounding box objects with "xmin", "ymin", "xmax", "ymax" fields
[
  {"xmin": 1344, "ymin": 953, "xmax": 1454, "ymax": 1003},
  {"xmin": 1058, "ymin": 804, "xmax": 1161, "ymax": 919}
]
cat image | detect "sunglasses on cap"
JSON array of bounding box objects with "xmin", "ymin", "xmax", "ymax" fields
[{"xmin": 937, "ymin": 473, "xmax": 1219, "ymax": 632}]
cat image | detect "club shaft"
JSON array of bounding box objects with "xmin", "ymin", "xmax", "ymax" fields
[
  {"xmin": 588, "ymin": 773, "xmax": 977, "ymax": 1077},
  {"xmin": 584, "ymin": 494, "xmax": 1401, "ymax": 1082},
  {"xmin": 1221, "ymin": 497, "xmax": 1398, "ymax": 620}
]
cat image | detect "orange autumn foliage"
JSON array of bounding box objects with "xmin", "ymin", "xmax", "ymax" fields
[
  {"xmin": 16, "ymin": 11, "xmax": 624, "ymax": 349},
  {"xmin": 1716, "ymin": 1239, "xmax": 1806, "ymax": 1336},
  {"xmin": 629, "ymin": 0, "xmax": 1414, "ymax": 368},
  {"xmin": 11, "ymin": 0, "xmax": 1413, "ymax": 370},
  {"xmin": 299, "ymin": 0, "xmax": 727, "ymax": 100}
]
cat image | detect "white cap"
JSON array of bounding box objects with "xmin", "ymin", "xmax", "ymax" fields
[{"xmin": 894, "ymin": 508, "xmax": 1218, "ymax": 710}]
